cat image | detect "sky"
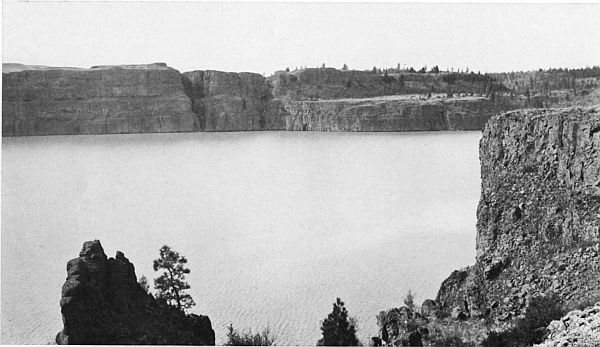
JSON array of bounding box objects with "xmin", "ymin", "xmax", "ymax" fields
[{"xmin": 2, "ymin": 2, "xmax": 600, "ymax": 75}]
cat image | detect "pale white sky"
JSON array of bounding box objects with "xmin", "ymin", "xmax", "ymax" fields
[{"xmin": 2, "ymin": 2, "xmax": 600, "ymax": 74}]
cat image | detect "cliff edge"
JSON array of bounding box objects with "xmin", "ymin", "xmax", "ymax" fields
[{"xmin": 56, "ymin": 240, "xmax": 215, "ymax": 345}]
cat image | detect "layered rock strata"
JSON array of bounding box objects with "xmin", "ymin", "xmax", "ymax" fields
[
  {"xmin": 182, "ymin": 70, "xmax": 288, "ymax": 131},
  {"xmin": 281, "ymin": 96, "xmax": 510, "ymax": 131},
  {"xmin": 436, "ymin": 106, "xmax": 600, "ymax": 321},
  {"xmin": 56, "ymin": 240, "xmax": 215, "ymax": 345},
  {"xmin": 3, "ymin": 63, "xmax": 200, "ymax": 135}
]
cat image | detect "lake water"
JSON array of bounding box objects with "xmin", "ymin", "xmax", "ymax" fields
[{"xmin": 1, "ymin": 131, "xmax": 480, "ymax": 345}]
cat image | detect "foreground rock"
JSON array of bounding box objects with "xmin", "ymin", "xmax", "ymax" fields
[
  {"xmin": 537, "ymin": 302, "xmax": 600, "ymax": 347},
  {"xmin": 56, "ymin": 240, "xmax": 215, "ymax": 345}
]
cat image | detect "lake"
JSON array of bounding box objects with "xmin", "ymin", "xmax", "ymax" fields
[{"xmin": 1, "ymin": 131, "xmax": 480, "ymax": 345}]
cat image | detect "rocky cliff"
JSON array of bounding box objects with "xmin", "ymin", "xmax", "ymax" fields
[
  {"xmin": 280, "ymin": 95, "xmax": 512, "ymax": 132},
  {"xmin": 3, "ymin": 63, "xmax": 200, "ymax": 136},
  {"xmin": 182, "ymin": 70, "xmax": 288, "ymax": 131},
  {"xmin": 374, "ymin": 106, "xmax": 600, "ymax": 346},
  {"xmin": 436, "ymin": 106, "xmax": 600, "ymax": 321},
  {"xmin": 2, "ymin": 63, "xmax": 517, "ymax": 136},
  {"xmin": 56, "ymin": 240, "xmax": 215, "ymax": 345}
]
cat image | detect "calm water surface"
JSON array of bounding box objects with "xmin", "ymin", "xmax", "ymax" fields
[{"xmin": 2, "ymin": 131, "xmax": 480, "ymax": 345}]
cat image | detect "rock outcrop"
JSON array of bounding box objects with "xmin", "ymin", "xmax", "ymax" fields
[
  {"xmin": 3, "ymin": 63, "xmax": 200, "ymax": 136},
  {"xmin": 56, "ymin": 240, "xmax": 215, "ymax": 345},
  {"xmin": 436, "ymin": 106, "xmax": 600, "ymax": 321},
  {"xmin": 537, "ymin": 302, "xmax": 600, "ymax": 347}
]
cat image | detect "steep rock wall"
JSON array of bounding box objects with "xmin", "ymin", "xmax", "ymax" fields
[
  {"xmin": 182, "ymin": 70, "xmax": 287, "ymax": 131},
  {"xmin": 280, "ymin": 96, "xmax": 512, "ymax": 132},
  {"xmin": 57, "ymin": 240, "xmax": 215, "ymax": 345},
  {"xmin": 2, "ymin": 63, "xmax": 200, "ymax": 136},
  {"xmin": 436, "ymin": 106, "xmax": 600, "ymax": 321}
]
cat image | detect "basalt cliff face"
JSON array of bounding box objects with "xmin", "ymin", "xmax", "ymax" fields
[
  {"xmin": 3, "ymin": 64, "xmax": 200, "ymax": 136},
  {"xmin": 281, "ymin": 96, "xmax": 511, "ymax": 132},
  {"xmin": 3, "ymin": 63, "xmax": 515, "ymax": 136},
  {"xmin": 56, "ymin": 240, "xmax": 215, "ymax": 345},
  {"xmin": 437, "ymin": 106, "xmax": 600, "ymax": 321},
  {"xmin": 182, "ymin": 70, "xmax": 288, "ymax": 131},
  {"xmin": 374, "ymin": 106, "xmax": 600, "ymax": 346}
]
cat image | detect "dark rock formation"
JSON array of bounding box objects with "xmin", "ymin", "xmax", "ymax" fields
[
  {"xmin": 56, "ymin": 240, "xmax": 215, "ymax": 345},
  {"xmin": 436, "ymin": 106, "xmax": 600, "ymax": 321}
]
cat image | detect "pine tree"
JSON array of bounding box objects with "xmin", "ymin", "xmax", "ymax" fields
[
  {"xmin": 317, "ymin": 298, "xmax": 359, "ymax": 346},
  {"xmin": 153, "ymin": 245, "xmax": 195, "ymax": 311},
  {"xmin": 342, "ymin": 63, "xmax": 348, "ymax": 71}
]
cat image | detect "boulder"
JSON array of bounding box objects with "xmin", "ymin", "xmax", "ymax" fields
[{"xmin": 420, "ymin": 299, "xmax": 439, "ymax": 317}]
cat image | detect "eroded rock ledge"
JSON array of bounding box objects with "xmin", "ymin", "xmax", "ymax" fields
[{"xmin": 56, "ymin": 240, "xmax": 215, "ymax": 345}]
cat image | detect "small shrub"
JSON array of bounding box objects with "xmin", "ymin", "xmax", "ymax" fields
[
  {"xmin": 404, "ymin": 290, "xmax": 416, "ymax": 312},
  {"xmin": 225, "ymin": 324, "xmax": 276, "ymax": 346}
]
